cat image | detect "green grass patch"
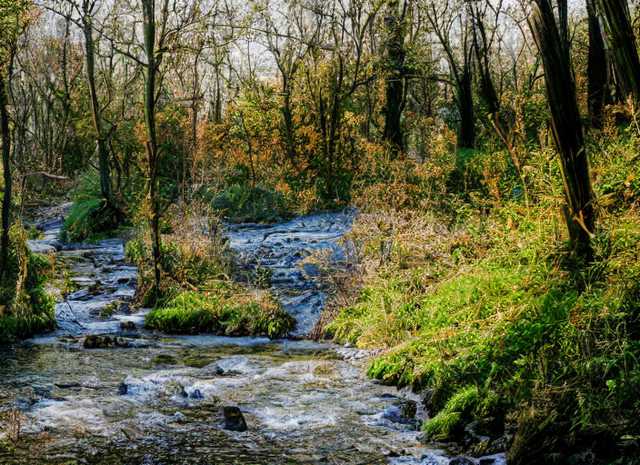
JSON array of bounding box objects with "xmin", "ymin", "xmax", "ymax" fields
[{"xmin": 145, "ymin": 290, "xmax": 295, "ymax": 338}]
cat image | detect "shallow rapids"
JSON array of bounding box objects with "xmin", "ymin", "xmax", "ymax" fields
[{"xmin": 0, "ymin": 205, "xmax": 505, "ymax": 465}]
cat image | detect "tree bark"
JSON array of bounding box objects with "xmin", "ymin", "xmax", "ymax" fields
[
  {"xmin": 142, "ymin": 0, "xmax": 162, "ymax": 295},
  {"xmin": 382, "ymin": 0, "xmax": 406, "ymax": 155},
  {"xmin": 530, "ymin": 0, "xmax": 596, "ymax": 259},
  {"xmin": 458, "ymin": 61, "xmax": 475, "ymax": 149},
  {"xmin": 586, "ymin": 0, "xmax": 608, "ymax": 128},
  {"xmin": 469, "ymin": 4, "xmax": 500, "ymax": 117},
  {"xmin": 597, "ymin": 0, "xmax": 640, "ymax": 103},
  {"xmin": 81, "ymin": 7, "xmax": 113, "ymax": 204},
  {"xmin": 0, "ymin": 73, "xmax": 12, "ymax": 279}
]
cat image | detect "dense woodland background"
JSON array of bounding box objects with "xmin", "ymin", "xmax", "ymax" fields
[{"xmin": 1, "ymin": 0, "xmax": 640, "ymax": 463}]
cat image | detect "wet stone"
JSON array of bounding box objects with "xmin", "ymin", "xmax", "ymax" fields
[
  {"xmin": 120, "ymin": 320, "xmax": 137, "ymax": 331},
  {"xmin": 118, "ymin": 382, "xmax": 128, "ymax": 395},
  {"xmin": 383, "ymin": 399, "xmax": 418, "ymax": 426},
  {"xmin": 479, "ymin": 459, "xmax": 496, "ymax": 465},
  {"xmin": 222, "ymin": 406, "xmax": 248, "ymax": 432},
  {"xmin": 189, "ymin": 389, "xmax": 204, "ymax": 400},
  {"xmin": 449, "ymin": 458, "xmax": 474, "ymax": 465},
  {"xmin": 83, "ymin": 334, "xmax": 130, "ymax": 349}
]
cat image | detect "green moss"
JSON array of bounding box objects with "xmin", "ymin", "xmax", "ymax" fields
[
  {"xmin": 152, "ymin": 354, "xmax": 179, "ymax": 365},
  {"xmin": 144, "ymin": 290, "xmax": 295, "ymax": 338}
]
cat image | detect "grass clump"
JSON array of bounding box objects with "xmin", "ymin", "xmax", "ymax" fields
[
  {"xmin": 145, "ymin": 289, "xmax": 294, "ymax": 338},
  {"xmin": 125, "ymin": 207, "xmax": 232, "ymax": 307},
  {"xmin": 0, "ymin": 226, "xmax": 56, "ymax": 343},
  {"xmin": 423, "ymin": 385, "xmax": 484, "ymax": 441}
]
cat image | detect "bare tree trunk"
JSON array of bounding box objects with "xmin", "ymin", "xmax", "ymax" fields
[
  {"xmin": 458, "ymin": 61, "xmax": 475, "ymax": 149},
  {"xmin": 142, "ymin": 0, "xmax": 162, "ymax": 295},
  {"xmin": 587, "ymin": 0, "xmax": 608, "ymax": 128},
  {"xmin": 0, "ymin": 73, "xmax": 12, "ymax": 279},
  {"xmin": 530, "ymin": 0, "xmax": 596, "ymax": 260},
  {"xmin": 281, "ymin": 75, "xmax": 297, "ymax": 162},
  {"xmin": 597, "ymin": 0, "xmax": 640, "ymax": 103},
  {"xmin": 382, "ymin": 0, "xmax": 406, "ymax": 155},
  {"xmin": 469, "ymin": 3, "xmax": 500, "ymax": 117}
]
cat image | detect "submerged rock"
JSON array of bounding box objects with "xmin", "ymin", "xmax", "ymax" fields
[
  {"xmin": 383, "ymin": 399, "xmax": 418, "ymax": 427},
  {"xmin": 118, "ymin": 382, "xmax": 128, "ymax": 395},
  {"xmin": 119, "ymin": 320, "xmax": 136, "ymax": 331},
  {"xmin": 449, "ymin": 458, "xmax": 474, "ymax": 465},
  {"xmin": 83, "ymin": 334, "xmax": 130, "ymax": 349},
  {"xmin": 222, "ymin": 406, "xmax": 247, "ymax": 432},
  {"xmin": 479, "ymin": 458, "xmax": 496, "ymax": 465},
  {"xmin": 189, "ymin": 389, "xmax": 204, "ymax": 400}
]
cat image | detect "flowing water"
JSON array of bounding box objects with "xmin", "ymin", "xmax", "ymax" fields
[{"xmin": 0, "ymin": 205, "xmax": 506, "ymax": 465}]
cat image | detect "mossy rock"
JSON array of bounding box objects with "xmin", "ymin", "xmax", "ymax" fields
[{"xmin": 152, "ymin": 354, "xmax": 179, "ymax": 365}]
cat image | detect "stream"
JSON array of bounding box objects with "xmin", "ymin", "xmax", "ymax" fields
[{"xmin": 0, "ymin": 205, "xmax": 506, "ymax": 465}]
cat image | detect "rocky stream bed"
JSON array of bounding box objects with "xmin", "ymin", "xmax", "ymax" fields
[{"xmin": 0, "ymin": 205, "xmax": 506, "ymax": 465}]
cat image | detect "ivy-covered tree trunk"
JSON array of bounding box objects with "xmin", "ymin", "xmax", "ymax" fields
[
  {"xmin": 587, "ymin": 0, "xmax": 608, "ymax": 127},
  {"xmin": 382, "ymin": 0, "xmax": 406, "ymax": 155},
  {"xmin": 0, "ymin": 73, "xmax": 11, "ymax": 279},
  {"xmin": 597, "ymin": 0, "xmax": 640, "ymax": 103},
  {"xmin": 530, "ymin": 0, "xmax": 596, "ymax": 260},
  {"xmin": 142, "ymin": 0, "xmax": 162, "ymax": 295},
  {"xmin": 81, "ymin": 9, "xmax": 113, "ymax": 204}
]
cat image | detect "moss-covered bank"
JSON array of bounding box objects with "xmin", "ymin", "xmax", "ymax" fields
[
  {"xmin": 0, "ymin": 226, "xmax": 55, "ymax": 343},
  {"xmin": 325, "ymin": 132, "xmax": 640, "ymax": 464}
]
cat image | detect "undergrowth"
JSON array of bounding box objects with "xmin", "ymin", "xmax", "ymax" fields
[
  {"xmin": 325, "ymin": 128, "xmax": 640, "ymax": 464},
  {"xmin": 62, "ymin": 171, "xmax": 123, "ymax": 242},
  {"xmin": 200, "ymin": 181, "xmax": 292, "ymax": 223}
]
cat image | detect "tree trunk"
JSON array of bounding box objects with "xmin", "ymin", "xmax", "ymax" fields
[
  {"xmin": 458, "ymin": 63, "xmax": 475, "ymax": 149},
  {"xmin": 530, "ymin": 0, "xmax": 596, "ymax": 260},
  {"xmin": 587, "ymin": 0, "xmax": 608, "ymax": 128},
  {"xmin": 469, "ymin": 5, "xmax": 500, "ymax": 116},
  {"xmin": 281, "ymin": 74, "xmax": 297, "ymax": 162},
  {"xmin": 382, "ymin": 0, "xmax": 406, "ymax": 155},
  {"xmin": 82, "ymin": 14, "xmax": 113, "ymax": 204},
  {"xmin": 142, "ymin": 0, "xmax": 162, "ymax": 296},
  {"xmin": 597, "ymin": 0, "xmax": 640, "ymax": 103},
  {"xmin": 0, "ymin": 73, "xmax": 12, "ymax": 279}
]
